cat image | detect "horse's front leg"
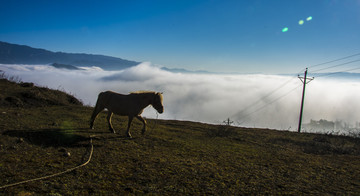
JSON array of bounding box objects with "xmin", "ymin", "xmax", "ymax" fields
[
  {"xmin": 136, "ymin": 115, "xmax": 147, "ymax": 134},
  {"xmin": 126, "ymin": 116, "xmax": 134, "ymax": 138},
  {"xmin": 107, "ymin": 112, "xmax": 115, "ymax": 133}
]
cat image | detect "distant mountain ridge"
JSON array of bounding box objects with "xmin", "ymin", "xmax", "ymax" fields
[
  {"xmin": 51, "ymin": 63, "xmax": 83, "ymax": 70},
  {"xmin": 161, "ymin": 67, "xmax": 212, "ymax": 74},
  {"xmin": 0, "ymin": 41, "xmax": 140, "ymax": 70}
]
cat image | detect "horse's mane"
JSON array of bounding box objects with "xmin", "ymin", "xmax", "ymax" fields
[
  {"xmin": 130, "ymin": 91, "xmax": 156, "ymax": 95},
  {"xmin": 129, "ymin": 91, "xmax": 163, "ymax": 104}
]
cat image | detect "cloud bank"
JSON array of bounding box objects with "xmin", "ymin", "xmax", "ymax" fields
[{"xmin": 1, "ymin": 63, "xmax": 360, "ymax": 133}]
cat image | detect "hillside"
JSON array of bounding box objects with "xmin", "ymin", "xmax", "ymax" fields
[
  {"xmin": 0, "ymin": 78, "xmax": 360, "ymax": 195},
  {"xmin": 0, "ymin": 77, "xmax": 82, "ymax": 107},
  {"xmin": 0, "ymin": 41, "xmax": 139, "ymax": 70}
]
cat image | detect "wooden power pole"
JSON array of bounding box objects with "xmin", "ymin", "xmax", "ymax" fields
[
  {"xmin": 223, "ymin": 118, "xmax": 234, "ymax": 126},
  {"xmin": 297, "ymin": 68, "xmax": 314, "ymax": 133}
]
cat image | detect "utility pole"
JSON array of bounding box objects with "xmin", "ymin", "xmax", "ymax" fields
[
  {"xmin": 223, "ymin": 118, "xmax": 234, "ymax": 126},
  {"xmin": 297, "ymin": 68, "xmax": 314, "ymax": 133}
]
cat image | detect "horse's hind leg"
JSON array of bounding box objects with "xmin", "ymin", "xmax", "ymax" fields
[
  {"xmin": 136, "ymin": 115, "xmax": 147, "ymax": 134},
  {"xmin": 107, "ymin": 112, "xmax": 116, "ymax": 133},
  {"xmin": 126, "ymin": 116, "xmax": 134, "ymax": 138}
]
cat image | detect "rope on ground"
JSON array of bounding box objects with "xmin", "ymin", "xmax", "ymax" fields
[{"xmin": 0, "ymin": 135, "xmax": 94, "ymax": 189}]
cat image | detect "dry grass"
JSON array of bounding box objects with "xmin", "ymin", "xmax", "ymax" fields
[{"xmin": 0, "ymin": 79, "xmax": 360, "ymax": 195}]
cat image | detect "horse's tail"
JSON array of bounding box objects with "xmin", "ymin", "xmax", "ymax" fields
[{"xmin": 90, "ymin": 92, "xmax": 107, "ymax": 129}]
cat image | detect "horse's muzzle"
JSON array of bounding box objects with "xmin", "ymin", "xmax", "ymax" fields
[{"xmin": 157, "ymin": 107, "xmax": 164, "ymax": 114}]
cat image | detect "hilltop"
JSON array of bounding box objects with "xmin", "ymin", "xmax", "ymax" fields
[
  {"xmin": 0, "ymin": 78, "xmax": 360, "ymax": 195},
  {"xmin": 0, "ymin": 76, "xmax": 82, "ymax": 107},
  {"xmin": 0, "ymin": 41, "xmax": 139, "ymax": 70}
]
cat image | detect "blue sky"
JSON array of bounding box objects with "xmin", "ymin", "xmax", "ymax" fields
[{"xmin": 1, "ymin": 0, "xmax": 360, "ymax": 73}]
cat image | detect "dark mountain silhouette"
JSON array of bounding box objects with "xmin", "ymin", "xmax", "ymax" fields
[
  {"xmin": 161, "ymin": 67, "xmax": 212, "ymax": 74},
  {"xmin": 51, "ymin": 63, "xmax": 83, "ymax": 70},
  {"xmin": 0, "ymin": 41, "xmax": 139, "ymax": 70}
]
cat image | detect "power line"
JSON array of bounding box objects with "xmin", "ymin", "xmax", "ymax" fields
[
  {"xmin": 233, "ymin": 53, "xmax": 360, "ymax": 121},
  {"xmin": 315, "ymin": 66, "xmax": 360, "ymax": 78},
  {"xmin": 231, "ymin": 69, "xmax": 305, "ymax": 117},
  {"xmin": 236, "ymin": 84, "xmax": 302, "ymax": 125},
  {"xmin": 310, "ymin": 59, "xmax": 360, "ymax": 73},
  {"xmin": 230, "ymin": 73, "xmax": 301, "ymax": 119},
  {"xmin": 232, "ymin": 52, "xmax": 360, "ymax": 127},
  {"xmin": 308, "ymin": 52, "xmax": 360, "ymax": 69}
]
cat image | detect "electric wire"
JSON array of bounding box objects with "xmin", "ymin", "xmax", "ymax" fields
[
  {"xmin": 236, "ymin": 84, "xmax": 303, "ymax": 125},
  {"xmin": 232, "ymin": 52, "xmax": 360, "ymax": 126},
  {"xmin": 230, "ymin": 67, "xmax": 306, "ymax": 120},
  {"xmin": 315, "ymin": 66, "xmax": 360, "ymax": 78},
  {"xmin": 230, "ymin": 75, "xmax": 298, "ymax": 119},
  {"xmin": 308, "ymin": 52, "xmax": 360, "ymax": 69},
  {"xmin": 310, "ymin": 59, "xmax": 360, "ymax": 73}
]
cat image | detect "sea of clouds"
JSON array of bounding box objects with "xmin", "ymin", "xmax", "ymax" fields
[{"xmin": 1, "ymin": 63, "xmax": 360, "ymax": 133}]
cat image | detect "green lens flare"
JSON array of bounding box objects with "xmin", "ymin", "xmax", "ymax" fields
[
  {"xmin": 282, "ymin": 27, "xmax": 288, "ymax": 32},
  {"xmin": 306, "ymin": 16, "xmax": 312, "ymax": 21},
  {"xmin": 299, "ymin": 20, "xmax": 304, "ymax": 25}
]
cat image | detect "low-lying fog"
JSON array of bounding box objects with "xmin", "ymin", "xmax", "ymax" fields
[{"xmin": 1, "ymin": 63, "xmax": 360, "ymax": 133}]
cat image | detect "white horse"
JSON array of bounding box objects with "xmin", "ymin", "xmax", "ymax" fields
[{"xmin": 90, "ymin": 91, "xmax": 164, "ymax": 138}]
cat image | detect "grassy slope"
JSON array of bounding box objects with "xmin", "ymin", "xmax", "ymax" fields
[{"xmin": 0, "ymin": 79, "xmax": 360, "ymax": 195}]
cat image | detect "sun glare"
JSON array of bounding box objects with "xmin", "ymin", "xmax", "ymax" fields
[{"xmin": 282, "ymin": 27, "xmax": 289, "ymax": 32}]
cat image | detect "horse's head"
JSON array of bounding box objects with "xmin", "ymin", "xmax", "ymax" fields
[{"xmin": 152, "ymin": 92, "xmax": 164, "ymax": 114}]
